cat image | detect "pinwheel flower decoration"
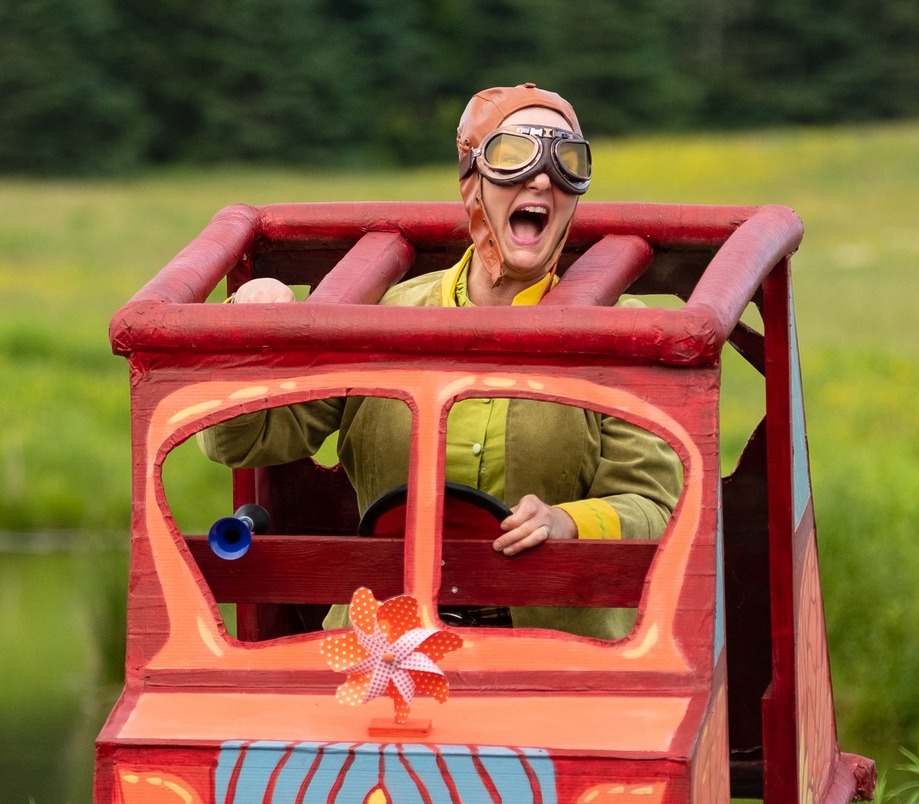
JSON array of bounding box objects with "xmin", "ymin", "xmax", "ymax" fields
[{"xmin": 320, "ymin": 588, "xmax": 464, "ymax": 723}]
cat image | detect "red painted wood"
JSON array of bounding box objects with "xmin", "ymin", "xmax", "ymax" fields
[
  {"xmin": 231, "ymin": 469, "xmax": 260, "ymax": 640},
  {"xmin": 254, "ymin": 201, "xmax": 761, "ymax": 250},
  {"xmin": 111, "ymin": 301, "xmax": 721, "ymax": 363},
  {"xmin": 256, "ymin": 461, "xmax": 359, "ymax": 537},
  {"xmin": 539, "ymin": 234, "xmax": 654, "ymax": 307},
  {"xmin": 109, "ymin": 203, "xmax": 803, "ymax": 366},
  {"xmin": 761, "ymin": 259, "xmax": 798, "ymax": 803},
  {"xmin": 686, "ymin": 205, "xmax": 803, "ymax": 346},
  {"xmin": 721, "ymin": 419, "xmax": 771, "ymax": 797},
  {"xmin": 232, "ymin": 467, "xmax": 256, "ymax": 509},
  {"xmin": 367, "ymin": 718, "xmax": 432, "ymax": 737},
  {"xmin": 235, "ymin": 602, "xmax": 305, "ymax": 642},
  {"xmin": 185, "ymin": 535, "xmax": 657, "ymax": 609},
  {"xmin": 728, "ymin": 320, "xmax": 766, "ymax": 376},
  {"xmin": 304, "ymin": 231, "xmax": 415, "ymax": 305}
]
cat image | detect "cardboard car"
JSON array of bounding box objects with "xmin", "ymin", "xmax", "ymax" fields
[{"xmin": 97, "ymin": 201, "xmax": 875, "ymax": 803}]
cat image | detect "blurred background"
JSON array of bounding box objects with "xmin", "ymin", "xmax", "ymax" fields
[
  {"xmin": 3, "ymin": 0, "xmax": 918, "ymax": 175},
  {"xmin": 1, "ymin": 1, "xmax": 918, "ymax": 801}
]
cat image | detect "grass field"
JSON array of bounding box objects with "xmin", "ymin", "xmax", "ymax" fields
[{"xmin": 2, "ymin": 119, "xmax": 919, "ymax": 800}]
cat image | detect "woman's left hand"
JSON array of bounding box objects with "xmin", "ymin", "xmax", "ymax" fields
[{"xmin": 494, "ymin": 494, "xmax": 577, "ymax": 556}]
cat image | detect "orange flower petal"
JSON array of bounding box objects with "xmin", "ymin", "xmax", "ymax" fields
[
  {"xmin": 409, "ymin": 672, "xmax": 451, "ymax": 704},
  {"xmin": 320, "ymin": 631, "xmax": 365, "ymax": 672},
  {"xmin": 392, "ymin": 689, "xmax": 412, "ymax": 724},
  {"xmin": 348, "ymin": 587, "xmax": 381, "ymax": 632},
  {"xmin": 418, "ymin": 630, "xmax": 463, "ymax": 662},
  {"xmin": 377, "ymin": 595, "xmax": 422, "ymax": 640},
  {"xmin": 336, "ymin": 674, "xmax": 372, "ymax": 707}
]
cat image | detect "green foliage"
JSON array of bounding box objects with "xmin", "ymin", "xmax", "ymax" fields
[
  {"xmin": 891, "ymin": 747, "xmax": 919, "ymax": 803},
  {"xmin": 811, "ymin": 352, "xmax": 919, "ymax": 758},
  {"xmin": 0, "ymin": 0, "xmax": 150, "ymax": 174},
  {"xmin": 869, "ymin": 748, "xmax": 919, "ymax": 803},
  {"xmin": 3, "ymin": 0, "xmax": 919, "ymax": 174},
  {"xmin": 0, "ymin": 552, "xmax": 94, "ymax": 802}
]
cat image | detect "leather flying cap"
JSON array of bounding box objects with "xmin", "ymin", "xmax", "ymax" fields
[
  {"xmin": 456, "ymin": 84, "xmax": 582, "ymax": 285},
  {"xmin": 456, "ymin": 83, "xmax": 582, "ymax": 161}
]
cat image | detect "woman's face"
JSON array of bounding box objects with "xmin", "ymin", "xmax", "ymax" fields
[{"xmin": 479, "ymin": 106, "xmax": 580, "ymax": 283}]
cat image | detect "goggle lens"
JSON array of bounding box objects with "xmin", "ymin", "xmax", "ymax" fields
[
  {"xmin": 556, "ymin": 140, "xmax": 590, "ymax": 181},
  {"xmin": 483, "ymin": 132, "xmax": 539, "ymax": 171},
  {"xmin": 472, "ymin": 127, "xmax": 591, "ymax": 194}
]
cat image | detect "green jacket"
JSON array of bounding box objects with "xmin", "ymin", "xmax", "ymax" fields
[{"xmin": 198, "ymin": 269, "xmax": 682, "ymax": 639}]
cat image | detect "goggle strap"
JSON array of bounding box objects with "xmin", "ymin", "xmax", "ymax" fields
[{"xmin": 458, "ymin": 150, "xmax": 477, "ymax": 179}]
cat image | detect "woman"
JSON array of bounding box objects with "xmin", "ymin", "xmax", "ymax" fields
[{"xmin": 199, "ymin": 84, "xmax": 682, "ymax": 638}]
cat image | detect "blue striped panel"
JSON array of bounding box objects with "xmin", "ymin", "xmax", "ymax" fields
[{"xmin": 216, "ymin": 739, "xmax": 558, "ymax": 802}]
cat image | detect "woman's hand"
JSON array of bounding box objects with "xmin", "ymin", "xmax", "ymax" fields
[
  {"xmin": 233, "ymin": 277, "xmax": 295, "ymax": 303},
  {"xmin": 494, "ymin": 494, "xmax": 577, "ymax": 556}
]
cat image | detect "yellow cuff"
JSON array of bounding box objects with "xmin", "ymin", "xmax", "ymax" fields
[{"xmin": 555, "ymin": 499, "xmax": 622, "ymax": 540}]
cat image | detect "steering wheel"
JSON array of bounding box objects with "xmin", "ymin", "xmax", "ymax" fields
[{"xmin": 358, "ymin": 482, "xmax": 510, "ymax": 539}]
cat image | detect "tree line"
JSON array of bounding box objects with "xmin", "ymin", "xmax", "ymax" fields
[{"xmin": 2, "ymin": 0, "xmax": 917, "ymax": 175}]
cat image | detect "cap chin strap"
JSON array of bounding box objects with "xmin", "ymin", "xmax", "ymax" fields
[
  {"xmin": 469, "ymin": 187, "xmax": 574, "ymax": 287},
  {"xmin": 464, "ymin": 174, "xmax": 576, "ymax": 289},
  {"xmin": 463, "ymin": 174, "xmax": 504, "ymax": 286}
]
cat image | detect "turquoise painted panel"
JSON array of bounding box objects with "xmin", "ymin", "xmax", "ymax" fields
[
  {"xmin": 215, "ymin": 740, "xmax": 557, "ymax": 803},
  {"xmin": 788, "ymin": 293, "xmax": 812, "ymax": 527}
]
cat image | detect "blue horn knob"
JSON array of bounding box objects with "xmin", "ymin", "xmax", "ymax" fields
[{"xmin": 208, "ymin": 504, "xmax": 270, "ymax": 560}]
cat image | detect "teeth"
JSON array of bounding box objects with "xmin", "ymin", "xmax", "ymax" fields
[{"xmin": 519, "ymin": 206, "xmax": 547, "ymax": 215}]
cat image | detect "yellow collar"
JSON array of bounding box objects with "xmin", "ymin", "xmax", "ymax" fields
[{"xmin": 441, "ymin": 246, "xmax": 557, "ymax": 307}]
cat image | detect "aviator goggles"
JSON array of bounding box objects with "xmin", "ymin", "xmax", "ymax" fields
[{"xmin": 460, "ymin": 126, "xmax": 592, "ymax": 195}]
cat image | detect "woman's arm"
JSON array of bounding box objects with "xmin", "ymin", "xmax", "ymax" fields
[
  {"xmin": 196, "ymin": 397, "xmax": 347, "ymax": 468},
  {"xmin": 494, "ymin": 413, "xmax": 682, "ymax": 555}
]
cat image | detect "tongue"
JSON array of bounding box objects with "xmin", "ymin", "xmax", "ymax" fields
[{"xmin": 510, "ymin": 213, "xmax": 542, "ymax": 242}]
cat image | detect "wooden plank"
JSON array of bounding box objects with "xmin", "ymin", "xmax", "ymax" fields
[{"xmin": 185, "ymin": 535, "xmax": 658, "ymax": 608}]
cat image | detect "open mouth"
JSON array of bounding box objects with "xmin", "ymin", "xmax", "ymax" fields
[{"xmin": 509, "ymin": 206, "xmax": 548, "ymax": 243}]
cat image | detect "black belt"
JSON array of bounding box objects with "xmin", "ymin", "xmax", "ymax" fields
[{"xmin": 438, "ymin": 606, "xmax": 513, "ymax": 627}]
